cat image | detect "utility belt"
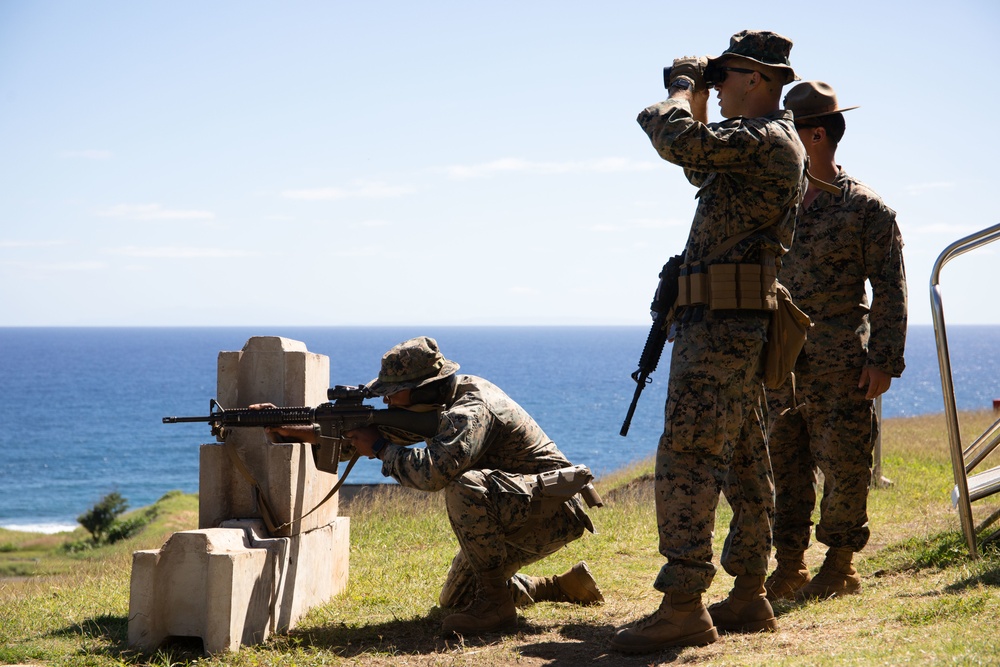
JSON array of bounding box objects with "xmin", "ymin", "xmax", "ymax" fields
[{"xmin": 675, "ymin": 252, "xmax": 778, "ymax": 312}]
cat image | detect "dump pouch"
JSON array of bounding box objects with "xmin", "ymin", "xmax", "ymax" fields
[{"xmin": 762, "ymin": 282, "xmax": 813, "ymax": 390}]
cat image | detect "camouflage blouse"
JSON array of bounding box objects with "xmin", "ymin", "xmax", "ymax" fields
[
  {"xmin": 637, "ymin": 100, "xmax": 806, "ymax": 264},
  {"xmin": 781, "ymin": 167, "xmax": 907, "ymax": 377},
  {"xmin": 379, "ymin": 375, "xmax": 573, "ymax": 491}
]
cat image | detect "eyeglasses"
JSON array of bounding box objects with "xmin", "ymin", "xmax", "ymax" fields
[{"xmin": 709, "ymin": 66, "xmax": 772, "ymax": 85}]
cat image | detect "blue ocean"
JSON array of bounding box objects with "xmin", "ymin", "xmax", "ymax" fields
[{"xmin": 1, "ymin": 325, "xmax": 998, "ymax": 533}]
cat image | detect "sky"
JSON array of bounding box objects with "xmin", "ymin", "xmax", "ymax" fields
[{"xmin": 1, "ymin": 1, "xmax": 998, "ymax": 327}]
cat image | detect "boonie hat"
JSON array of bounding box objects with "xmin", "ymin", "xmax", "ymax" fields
[
  {"xmin": 707, "ymin": 29, "xmax": 798, "ymax": 84},
  {"xmin": 783, "ymin": 81, "xmax": 859, "ymax": 120},
  {"xmin": 367, "ymin": 336, "xmax": 460, "ymax": 396}
]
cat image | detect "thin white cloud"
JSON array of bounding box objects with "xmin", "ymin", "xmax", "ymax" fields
[
  {"xmin": 60, "ymin": 149, "xmax": 112, "ymax": 160},
  {"xmin": 0, "ymin": 259, "xmax": 107, "ymax": 271},
  {"xmin": 97, "ymin": 204, "xmax": 216, "ymax": 221},
  {"xmin": 106, "ymin": 246, "xmax": 256, "ymax": 259},
  {"xmin": 444, "ymin": 157, "xmax": 658, "ymax": 180},
  {"xmin": 903, "ymin": 182, "xmax": 955, "ymax": 196},
  {"xmin": 0, "ymin": 239, "xmax": 69, "ymax": 248},
  {"xmin": 281, "ymin": 181, "xmax": 416, "ymax": 201}
]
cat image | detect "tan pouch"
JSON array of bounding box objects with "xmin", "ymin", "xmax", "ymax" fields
[
  {"xmin": 708, "ymin": 263, "xmax": 738, "ymax": 310},
  {"xmin": 688, "ymin": 263, "xmax": 708, "ymax": 304},
  {"xmin": 737, "ymin": 264, "xmax": 763, "ymax": 310},
  {"xmin": 677, "ymin": 266, "xmax": 690, "ymax": 307},
  {"xmin": 762, "ymin": 282, "xmax": 813, "ymax": 389}
]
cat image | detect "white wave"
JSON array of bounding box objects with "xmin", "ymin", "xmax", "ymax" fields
[{"xmin": 1, "ymin": 522, "xmax": 78, "ymax": 534}]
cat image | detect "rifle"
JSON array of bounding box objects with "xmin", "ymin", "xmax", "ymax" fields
[
  {"xmin": 620, "ymin": 254, "xmax": 683, "ymax": 437},
  {"xmin": 164, "ymin": 384, "xmax": 441, "ymax": 533},
  {"xmin": 163, "ymin": 384, "xmax": 440, "ymax": 473}
]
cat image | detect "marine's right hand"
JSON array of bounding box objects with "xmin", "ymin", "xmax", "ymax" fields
[{"xmin": 669, "ymin": 56, "xmax": 708, "ymax": 91}]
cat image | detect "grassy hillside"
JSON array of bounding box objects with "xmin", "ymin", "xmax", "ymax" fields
[{"xmin": 2, "ymin": 411, "xmax": 999, "ymax": 666}]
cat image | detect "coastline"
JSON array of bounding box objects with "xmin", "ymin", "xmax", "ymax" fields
[{"xmin": 0, "ymin": 484, "xmax": 407, "ymax": 535}]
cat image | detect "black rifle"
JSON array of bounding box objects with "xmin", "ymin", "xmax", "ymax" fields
[
  {"xmin": 163, "ymin": 384, "xmax": 440, "ymax": 472},
  {"xmin": 620, "ymin": 254, "xmax": 684, "ymax": 437}
]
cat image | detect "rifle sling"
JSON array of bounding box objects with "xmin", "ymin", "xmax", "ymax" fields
[{"xmin": 223, "ymin": 437, "xmax": 360, "ymax": 536}]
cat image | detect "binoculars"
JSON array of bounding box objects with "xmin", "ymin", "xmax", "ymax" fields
[{"xmin": 663, "ymin": 62, "xmax": 720, "ymax": 89}]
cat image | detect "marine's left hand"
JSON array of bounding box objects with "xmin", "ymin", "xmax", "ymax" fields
[
  {"xmin": 858, "ymin": 366, "xmax": 892, "ymax": 400},
  {"xmin": 346, "ymin": 425, "xmax": 381, "ymax": 458}
]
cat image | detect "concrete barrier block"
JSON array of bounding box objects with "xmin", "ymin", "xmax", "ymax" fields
[{"xmin": 127, "ymin": 529, "xmax": 272, "ymax": 655}]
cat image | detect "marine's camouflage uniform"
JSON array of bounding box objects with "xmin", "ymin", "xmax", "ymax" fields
[
  {"xmin": 377, "ymin": 374, "xmax": 593, "ymax": 607},
  {"xmin": 767, "ymin": 167, "xmax": 906, "ymax": 554},
  {"xmin": 637, "ymin": 99, "xmax": 806, "ymax": 595}
]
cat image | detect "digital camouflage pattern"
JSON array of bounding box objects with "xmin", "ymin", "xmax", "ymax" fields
[
  {"xmin": 637, "ymin": 103, "xmax": 806, "ymax": 264},
  {"xmin": 377, "ymin": 374, "xmax": 592, "ymax": 606},
  {"xmin": 768, "ymin": 368, "xmax": 877, "ymax": 553},
  {"xmin": 366, "ymin": 335, "xmax": 460, "ymax": 396},
  {"xmin": 654, "ymin": 314, "xmax": 774, "ymax": 594},
  {"xmin": 636, "ymin": 98, "xmax": 805, "ymax": 595},
  {"xmin": 772, "ymin": 168, "xmax": 906, "ymax": 377},
  {"xmin": 767, "ymin": 168, "xmax": 906, "ymax": 554},
  {"xmin": 706, "ymin": 29, "xmax": 797, "ymax": 84}
]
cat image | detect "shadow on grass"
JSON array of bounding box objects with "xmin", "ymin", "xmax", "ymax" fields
[
  {"xmin": 518, "ymin": 622, "xmax": 692, "ymax": 665},
  {"xmin": 290, "ymin": 611, "xmax": 648, "ymax": 663},
  {"xmin": 38, "ymin": 607, "xmax": 703, "ymax": 664},
  {"xmin": 43, "ymin": 613, "xmax": 161, "ymax": 663}
]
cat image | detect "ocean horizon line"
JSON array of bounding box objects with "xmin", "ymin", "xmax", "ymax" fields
[{"xmin": 0, "ymin": 323, "xmax": 993, "ymax": 329}]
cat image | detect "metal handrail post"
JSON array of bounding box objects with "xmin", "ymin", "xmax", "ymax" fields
[{"xmin": 929, "ymin": 222, "xmax": 1000, "ymax": 559}]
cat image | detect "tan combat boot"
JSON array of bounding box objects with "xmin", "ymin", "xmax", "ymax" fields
[
  {"xmin": 610, "ymin": 593, "xmax": 718, "ymax": 653},
  {"xmin": 795, "ymin": 547, "xmax": 860, "ymax": 600},
  {"xmin": 441, "ymin": 568, "xmax": 517, "ymax": 635},
  {"xmin": 523, "ymin": 561, "xmax": 604, "ymax": 605},
  {"xmin": 707, "ymin": 575, "xmax": 778, "ymax": 634},
  {"xmin": 764, "ymin": 550, "xmax": 811, "ymax": 601}
]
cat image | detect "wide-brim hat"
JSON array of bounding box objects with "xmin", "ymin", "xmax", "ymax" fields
[
  {"xmin": 707, "ymin": 29, "xmax": 798, "ymax": 84},
  {"xmin": 366, "ymin": 336, "xmax": 460, "ymax": 396},
  {"xmin": 783, "ymin": 81, "xmax": 859, "ymax": 120}
]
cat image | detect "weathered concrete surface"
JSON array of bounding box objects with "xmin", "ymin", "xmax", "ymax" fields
[
  {"xmin": 129, "ymin": 336, "xmax": 350, "ymax": 655},
  {"xmin": 200, "ymin": 336, "xmax": 339, "ymax": 536},
  {"xmin": 128, "ymin": 529, "xmax": 272, "ymax": 655}
]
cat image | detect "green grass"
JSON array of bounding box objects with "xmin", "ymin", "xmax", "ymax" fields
[{"xmin": 2, "ymin": 412, "xmax": 1000, "ymax": 666}]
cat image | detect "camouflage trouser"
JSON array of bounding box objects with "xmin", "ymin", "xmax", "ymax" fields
[
  {"xmin": 654, "ymin": 313, "xmax": 773, "ymax": 596},
  {"xmin": 767, "ymin": 367, "xmax": 876, "ymax": 553},
  {"xmin": 437, "ymin": 468, "xmax": 590, "ymax": 608}
]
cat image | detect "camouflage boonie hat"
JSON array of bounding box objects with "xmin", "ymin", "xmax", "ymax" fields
[
  {"xmin": 707, "ymin": 29, "xmax": 798, "ymax": 84},
  {"xmin": 366, "ymin": 336, "xmax": 460, "ymax": 396},
  {"xmin": 784, "ymin": 81, "xmax": 859, "ymax": 120}
]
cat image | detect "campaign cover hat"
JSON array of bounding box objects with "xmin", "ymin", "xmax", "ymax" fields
[{"xmin": 784, "ymin": 80, "xmax": 859, "ymax": 120}]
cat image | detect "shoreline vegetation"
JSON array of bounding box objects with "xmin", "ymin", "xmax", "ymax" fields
[{"xmin": 2, "ymin": 411, "xmax": 999, "ymax": 666}]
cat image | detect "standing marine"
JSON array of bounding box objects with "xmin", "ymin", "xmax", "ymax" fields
[
  {"xmin": 612, "ymin": 30, "xmax": 807, "ymax": 653},
  {"xmin": 764, "ymin": 81, "xmax": 907, "ymax": 602}
]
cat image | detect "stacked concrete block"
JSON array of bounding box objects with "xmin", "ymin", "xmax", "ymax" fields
[
  {"xmin": 200, "ymin": 336, "xmax": 341, "ymax": 533},
  {"xmin": 128, "ymin": 336, "xmax": 351, "ymax": 655}
]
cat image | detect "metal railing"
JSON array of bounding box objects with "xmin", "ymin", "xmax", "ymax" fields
[{"xmin": 930, "ymin": 222, "xmax": 1000, "ymax": 558}]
